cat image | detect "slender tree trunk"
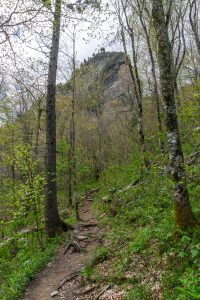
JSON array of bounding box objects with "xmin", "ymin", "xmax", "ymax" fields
[
  {"xmin": 121, "ymin": 28, "xmax": 149, "ymax": 169},
  {"xmin": 95, "ymin": 95, "xmax": 103, "ymax": 179},
  {"xmin": 11, "ymin": 126, "xmax": 16, "ymax": 184},
  {"xmin": 116, "ymin": 0, "xmax": 149, "ymax": 168},
  {"xmin": 45, "ymin": 0, "xmax": 67, "ymax": 236},
  {"xmin": 130, "ymin": 30, "xmax": 150, "ymax": 169},
  {"xmin": 71, "ymin": 80, "xmax": 79, "ymax": 220},
  {"xmin": 120, "ymin": 0, "xmax": 150, "ymax": 168},
  {"xmin": 67, "ymin": 128, "xmax": 73, "ymax": 207},
  {"xmin": 189, "ymin": 0, "xmax": 200, "ymax": 57},
  {"xmin": 71, "ymin": 32, "xmax": 79, "ymax": 220},
  {"xmin": 34, "ymin": 104, "xmax": 43, "ymax": 158},
  {"xmin": 136, "ymin": 6, "xmax": 165, "ymax": 154},
  {"xmin": 152, "ymin": 0, "xmax": 196, "ymax": 229}
]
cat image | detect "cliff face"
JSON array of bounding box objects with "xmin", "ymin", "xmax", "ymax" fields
[
  {"xmin": 84, "ymin": 51, "xmax": 126, "ymax": 89},
  {"xmin": 58, "ymin": 51, "xmax": 131, "ymax": 103},
  {"xmin": 57, "ymin": 51, "xmax": 132, "ymax": 122}
]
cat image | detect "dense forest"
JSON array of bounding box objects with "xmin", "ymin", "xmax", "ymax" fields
[{"xmin": 0, "ymin": 0, "xmax": 199, "ymax": 299}]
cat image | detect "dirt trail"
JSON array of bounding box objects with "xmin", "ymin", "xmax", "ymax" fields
[{"xmin": 22, "ymin": 190, "xmax": 101, "ymax": 300}]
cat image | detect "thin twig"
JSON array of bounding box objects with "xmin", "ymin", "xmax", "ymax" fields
[
  {"xmin": 75, "ymin": 283, "xmax": 100, "ymax": 296},
  {"xmin": 57, "ymin": 271, "xmax": 80, "ymax": 290},
  {"xmin": 94, "ymin": 284, "xmax": 111, "ymax": 300}
]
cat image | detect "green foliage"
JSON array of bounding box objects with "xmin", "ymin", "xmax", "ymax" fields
[
  {"xmin": 176, "ymin": 269, "xmax": 200, "ymax": 299},
  {"xmin": 92, "ymin": 246, "xmax": 110, "ymax": 264},
  {"xmin": 0, "ymin": 236, "xmax": 61, "ymax": 300},
  {"xmin": 91, "ymin": 154, "xmax": 199, "ymax": 299},
  {"xmin": 80, "ymin": 265, "xmax": 94, "ymax": 281},
  {"xmin": 56, "ymin": 139, "xmax": 94, "ymax": 199},
  {"xmin": 125, "ymin": 285, "xmax": 150, "ymax": 300},
  {"xmin": 2, "ymin": 145, "xmax": 45, "ymax": 233},
  {"xmin": 0, "ymin": 142, "xmax": 48, "ymax": 298},
  {"xmin": 42, "ymin": 0, "xmax": 51, "ymax": 8},
  {"xmin": 57, "ymin": 140, "xmax": 69, "ymax": 176},
  {"xmin": 180, "ymin": 90, "xmax": 200, "ymax": 153}
]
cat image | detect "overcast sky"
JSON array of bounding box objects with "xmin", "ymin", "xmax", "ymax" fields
[
  {"xmin": 0, "ymin": 1, "xmax": 122, "ymax": 85},
  {"xmin": 60, "ymin": 2, "xmax": 122, "ymax": 63}
]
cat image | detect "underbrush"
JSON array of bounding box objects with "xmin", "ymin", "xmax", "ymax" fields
[
  {"xmin": 0, "ymin": 206, "xmax": 76, "ymax": 300},
  {"xmin": 0, "ymin": 234, "xmax": 62, "ymax": 300},
  {"xmin": 91, "ymin": 162, "xmax": 200, "ymax": 299}
]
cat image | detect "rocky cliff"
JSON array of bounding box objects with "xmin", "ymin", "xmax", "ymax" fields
[{"xmin": 84, "ymin": 51, "xmax": 126, "ymax": 89}]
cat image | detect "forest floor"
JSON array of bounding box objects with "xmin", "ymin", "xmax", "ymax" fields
[{"xmin": 21, "ymin": 189, "xmax": 110, "ymax": 300}]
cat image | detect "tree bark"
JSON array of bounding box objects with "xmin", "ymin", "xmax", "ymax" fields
[
  {"xmin": 67, "ymin": 127, "xmax": 73, "ymax": 207},
  {"xmin": 152, "ymin": 0, "xmax": 196, "ymax": 229},
  {"xmin": 118, "ymin": 0, "xmax": 150, "ymax": 168},
  {"xmin": 45, "ymin": 0, "xmax": 67, "ymax": 237},
  {"xmin": 71, "ymin": 29, "xmax": 79, "ymax": 220},
  {"xmin": 120, "ymin": 27, "xmax": 149, "ymax": 169},
  {"xmin": 134, "ymin": 0, "xmax": 165, "ymax": 154},
  {"xmin": 34, "ymin": 100, "xmax": 43, "ymax": 158},
  {"xmin": 71, "ymin": 75, "xmax": 79, "ymax": 220},
  {"xmin": 189, "ymin": 0, "xmax": 200, "ymax": 57}
]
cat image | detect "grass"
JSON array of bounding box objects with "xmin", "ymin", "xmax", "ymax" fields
[
  {"xmin": 0, "ymin": 234, "xmax": 62, "ymax": 300},
  {"xmin": 90, "ymin": 161, "xmax": 200, "ymax": 299}
]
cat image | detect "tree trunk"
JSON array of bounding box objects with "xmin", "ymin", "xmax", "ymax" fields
[
  {"xmin": 71, "ymin": 79, "xmax": 79, "ymax": 220},
  {"xmin": 34, "ymin": 105, "xmax": 43, "ymax": 158},
  {"xmin": 96, "ymin": 93, "xmax": 103, "ymax": 178},
  {"xmin": 45, "ymin": 0, "xmax": 67, "ymax": 237},
  {"xmin": 67, "ymin": 127, "xmax": 73, "ymax": 207},
  {"xmin": 130, "ymin": 27, "xmax": 150, "ymax": 169},
  {"xmin": 189, "ymin": 0, "xmax": 200, "ymax": 57},
  {"xmin": 152, "ymin": 0, "xmax": 196, "ymax": 229},
  {"xmin": 136, "ymin": 4, "xmax": 165, "ymax": 154},
  {"xmin": 120, "ymin": 28, "xmax": 149, "ymax": 169},
  {"xmin": 71, "ymin": 31, "xmax": 79, "ymax": 220}
]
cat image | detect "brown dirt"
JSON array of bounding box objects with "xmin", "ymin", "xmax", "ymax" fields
[{"xmin": 21, "ymin": 191, "xmax": 103, "ymax": 300}]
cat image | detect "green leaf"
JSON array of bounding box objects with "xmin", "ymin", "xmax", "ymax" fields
[
  {"xmin": 178, "ymin": 251, "xmax": 186, "ymax": 258},
  {"xmin": 191, "ymin": 248, "xmax": 199, "ymax": 258},
  {"xmin": 182, "ymin": 235, "xmax": 191, "ymax": 245},
  {"xmin": 42, "ymin": 0, "xmax": 51, "ymax": 8}
]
